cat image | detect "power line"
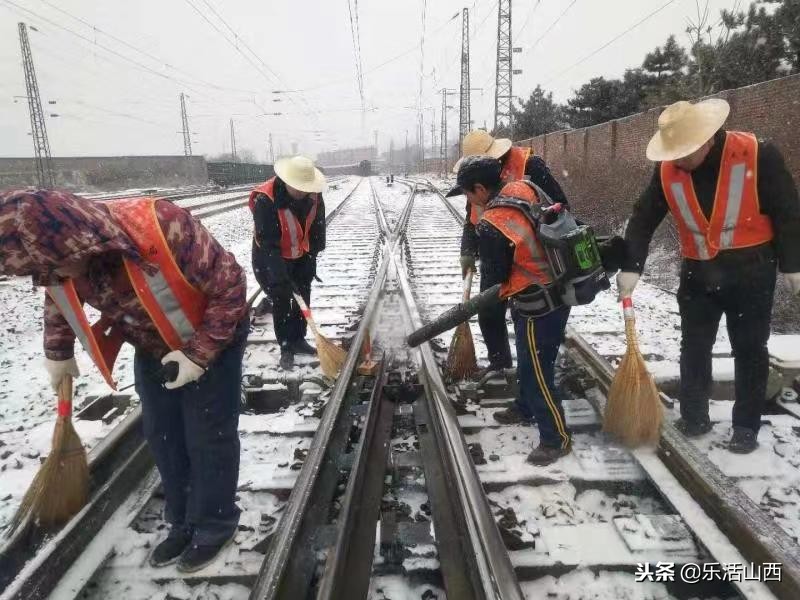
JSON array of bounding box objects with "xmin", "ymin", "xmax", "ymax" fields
[
  {"xmin": 515, "ymin": 0, "xmax": 541, "ymax": 39},
  {"xmin": 346, "ymin": 0, "xmax": 365, "ymax": 109},
  {"xmin": 526, "ymin": 0, "xmax": 578, "ymax": 54},
  {"xmin": 542, "ymin": 0, "xmax": 680, "ymax": 85}
]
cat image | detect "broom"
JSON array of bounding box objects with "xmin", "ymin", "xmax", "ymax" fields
[
  {"xmin": 7, "ymin": 374, "xmax": 89, "ymax": 535},
  {"xmin": 446, "ymin": 270, "xmax": 478, "ymax": 380},
  {"xmin": 292, "ymin": 292, "xmax": 347, "ymax": 379},
  {"xmin": 603, "ymin": 297, "xmax": 663, "ymax": 447}
]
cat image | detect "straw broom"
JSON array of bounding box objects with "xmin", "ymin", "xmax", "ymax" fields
[
  {"xmin": 292, "ymin": 292, "xmax": 347, "ymax": 379},
  {"xmin": 7, "ymin": 374, "xmax": 88, "ymax": 534},
  {"xmin": 603, "ymin": 297, "xmax": 663, "ymax": 446},
  {"xmin": 446, "ymin": 270, "xmax": 478, "ymax": 380}
]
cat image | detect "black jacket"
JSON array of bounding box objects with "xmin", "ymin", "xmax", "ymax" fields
[
  {"xmin": 461, "ymin": 153, "xmax": 567, "ymax": 257},
  {"xmin": 623, "ymin": 130, "xmax": 800, "ymax": 275},
  {"xmin": 252, "ymin": 177, "xmax": 326, "ymax": 285}
]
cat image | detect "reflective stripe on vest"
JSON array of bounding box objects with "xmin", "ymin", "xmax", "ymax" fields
[
  {"xmin": 47, "ymin": 198, "xmax": 208, "ymax": 388},
  {"xmin": 661, "ymin": 131, "xmax": 772, "ymax": 260},
  {"xmin": 500, "ymin": 146, "xmax": 532, "ymax": 182},
  {"xmin": 250, "ymin": 177, "xmax": 319, "ymax": 259},
  {"xmin": 482, "ymin": 205, "xmax": 553, "ymax": 298}
]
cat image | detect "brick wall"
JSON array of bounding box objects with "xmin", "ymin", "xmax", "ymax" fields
[{"xmin": 516, "ymin": 74, "xmax": 800, "ymax": 331}]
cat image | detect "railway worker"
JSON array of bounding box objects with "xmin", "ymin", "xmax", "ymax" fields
[
  {"xmin": 448, "ymin": 129, "xmax": 568, "ymax": 381},
  {"xmin": 250, "ymin": 155, "xmax": 327, "ymax": 370},
  {"xmin": 0, "ymin": 189, "xmax": 248, "ymax": 571},
  {"xmin": 618, "ymin": 98, "xmax": 800, "ymax": 454},
  {"xmin": 452, "ymin": 156, "xmax": 574, "ymax": 464}
]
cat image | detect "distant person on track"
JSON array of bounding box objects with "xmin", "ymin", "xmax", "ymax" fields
[
  {"xmin": 449, "ymin": 130, "xmax": 569, "ymax": 379},
  {"xmin": 0, "ymin": 189, "xmax": 248, "ymax": 571},
  {"xmin": 618, "ymin": 98, "xmax": 800, "ymax": 454},
  {"xmin": 250, "ymin": 155, "xmax": 327, "ymax": 370}
]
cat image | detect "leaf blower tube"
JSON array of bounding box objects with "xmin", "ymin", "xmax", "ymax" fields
[{"xmin": 407, "ymin": 284, "xmax": 503, "ymax": 348}]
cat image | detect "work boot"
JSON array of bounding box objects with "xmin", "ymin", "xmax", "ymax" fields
[
  {"xmin": 728, "ymin": 426, "xmax": 758, "ymax": 454},
  {"xmin": 290, "ymin": 339, "xmax": 317, "ymax": 355},
  {"xmin": 279, "ymin": 348, "xmax": 295, "ymax": 370},
  {"xmin": 474, "ymin": 363, "xmax": 509, "ymax": 381},
  {"xmin": 149, "ymin": 527, "xmax": 192, "ymax": 567},
  {"xmin": 526, "ymin": 443, "xmax": 571, "ymax": 466},
  {"xmin": 176, "ymin": 533, "xmax": 235, "ymax": 573},
  {"xmin": 493, "ymin": 404, "xmax": 533, "ymax": 425},
  {"xmin": 674, "ymin": 417, "xmax": 712, "ymax": 438},
  {"xmin": 253, "ymin": 296, "xmax": 273, "ymax": 317}
]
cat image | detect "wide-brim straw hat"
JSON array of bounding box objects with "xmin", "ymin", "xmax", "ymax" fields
[
  {"xmin": 646, "ymin": 98, "xmax": 730, "ymax": 162},
  {"xmin": 452, "ymin": 130, "xmax": 514, "ymax": 173},
  {"xmin": 274, "ymin": 155, "xmax": 327, "ymax": 193}
]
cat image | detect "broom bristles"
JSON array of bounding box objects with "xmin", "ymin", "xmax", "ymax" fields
[
  {"xmin": 446, "ymin": 322, "xmax": 478, "ymax": 380},
  {"xmin": 604, "ymin": 317, "xmax": 663, "ymax": 447},
  {"xmin": 316, "ymin": 332, "xmax": 348, "ymax": 379}
]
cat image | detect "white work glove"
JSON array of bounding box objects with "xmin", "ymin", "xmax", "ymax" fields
[
  {"xmin": 161, "ymin": 350, "xmax": 205, "ymax": 390},
  {"xmin": 784, "ymin": 272, "xmax": 800, "ymax": 297},
  {"xmin": 44, "ymin": 357, "xmax": 80, "ymax": 392},
  {"xmin": 616, "ymin": 271, "xmax": 641, "ymax": 301}
]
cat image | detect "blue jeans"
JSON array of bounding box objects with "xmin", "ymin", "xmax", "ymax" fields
[
  {"xmin": 513, "ymin": 306, "xmax": 571, "ymax": 449},
  {"xmin": 135, "ymin": 319, "xmax": 247, "ymax": 545}
]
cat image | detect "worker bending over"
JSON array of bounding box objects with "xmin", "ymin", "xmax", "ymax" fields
[
  {"xmin": 0, "ymin": 189, "xmax": 247, "ymax": 571},
  {"xmin": 449, "ymin": 130, "xmax": 568, "ymax": 378},
  {"xmin": 618, "ymin": 99, "xmax": 800, "ymax": 453},
  {"xmin": 250, "ymin": 156, "xmax": 327, "ymax": 370}
]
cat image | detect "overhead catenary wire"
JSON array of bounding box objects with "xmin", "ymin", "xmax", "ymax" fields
[{"xmin": 526, "ymin": 0, "xmax": 579, "ymax": 54}]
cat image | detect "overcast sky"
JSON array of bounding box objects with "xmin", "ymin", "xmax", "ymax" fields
[{"xmin": 0, "ymin": 0, "xmax": 739, "ymax": 161}]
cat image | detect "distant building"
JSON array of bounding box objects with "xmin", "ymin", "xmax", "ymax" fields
[{"xmin": 317, "ymin": 146, "xmax": 377, "ymax": 166}]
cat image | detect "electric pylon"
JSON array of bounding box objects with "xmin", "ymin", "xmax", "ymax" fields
[
  {"xmin": 230, "ymin": 119, "xmax": 237, "ymax": 162},
  {"xmin": 18, "ymin": 22, "xmax": 54, "ymax": 188},
  {"xmin": 269, "ymin": 133, "xmax": 275, "ymax": 163},
  {"xmin": 459, "ymin": 8, "xmax": 470, "ymax": 147},
  {"xmin": 180, "ymin": 93, "xmax": 192, "ymax": 157},
  {"xmin": 494, "ymin": 0, "xmax": 513, "ymax": 133}
]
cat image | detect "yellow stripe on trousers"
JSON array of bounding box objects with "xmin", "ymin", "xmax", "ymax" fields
[{"xmin": 527, "ymin": 319, "xmax": 570, "ymax": 449}]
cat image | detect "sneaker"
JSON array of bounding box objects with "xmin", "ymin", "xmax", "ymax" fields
[
  {"xmin": 176, "ymin": 534, "xmax": 235, "ymax": 573},
  {"xmin": 526, "ymin": 443, "xmax": 572, "ymax": 466},
  {"xmin": 149, "ymin": 528, "xmax": 192, "ymax": 567},
  {"xmin": 279, "ymin": 349, "xmax": 295, "ymax": 370},
  {"xmin": 728, "ymin": 426, "xmax": 758, "ymax": 454},
  {"xmin": 290, "ymin": 339, "xmax": 317, "ymax": 355},
  {"xmin": 674, "ymin": 417, "xmax": 712, "ymax": 437},
  {"xmin": 493, "ymin": 404, "xmax": 533, "ymax": 425},
  {"xmin": 253, "ymin": 297, "xmax": 273, "ymax": 317}
]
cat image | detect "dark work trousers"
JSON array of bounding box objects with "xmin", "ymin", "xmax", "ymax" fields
[
  {"xmin": 677, "ymin": 258, "xmax": 777, "ymax": 433},
  {"xmin": 512, "ymin": 305, "xmax": 572, "ymax": 449},
  {"xmin": 253, "ymin": 252, "xmax": 315, "ymax": 347},
  {"xmin": 478, "ymin": 275, "xmax": 513, "ymax": 368},
  {"xmin": 135, "ymin": 318, "xmax": 248, "ymax": 545}
]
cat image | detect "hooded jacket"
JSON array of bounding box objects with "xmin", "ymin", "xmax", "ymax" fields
[{"xmin": 0, "ymin": 189, "xmax": 247, "ymax": 367}]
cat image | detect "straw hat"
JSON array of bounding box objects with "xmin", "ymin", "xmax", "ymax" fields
[
  {"xmin": 646, "ymin": 99, "xmax": 730, "ymax": 162},
  {"xmin": 274, "ymin": 155, "xmax": 327, "ymax": 193},
  {"xmin": 452, "ymin": 130, "xmax": 514, "ymax": 173}
]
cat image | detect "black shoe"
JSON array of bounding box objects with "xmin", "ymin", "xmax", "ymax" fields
[
  {"xmin": 728, "ymin": 426, "xmax": 758, "ymax": 454},
  {"xmin": 526, "ymin": 443, "xmax": 572, "ymax": 466},
  {"xmin": 290, "ymin": 339, "xmax": 317, "ymax": 355},
  {"xmin": 474, "ymin": 363, "xmax": 510, "ymax": 381},
  {"xmin": 279, "ymin": 349, "xmax": 295, "ymax": 370},
  {"xmin": 493, "ymin": 404, "xmax": 533, "ymax": 425},
  {"xmin": 253, "ymin": 297, "xmax": 273, "ymax": 317},
  {"xmin": 149, "ymin": 528, "xmax": 192, "ymax": 567},
  {"xmin": 176, "ymin": 534, "xmax": 235, "ymax": 573},
  {"xmin": 674, "ymin": 417, "xmax": 712, "ymax": 437}
]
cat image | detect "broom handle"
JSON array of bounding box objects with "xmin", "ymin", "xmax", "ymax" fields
[
  {"xmin": 57, "ymin": 374, "xmax": 74, "ymax": 418},
  {"xmin": 292, "ymin": 292, "xmax": 321, "ymax": 337},
  {"xmin": 621, "ymin": 296, "xmax": 639, "ymax": 345},
  {"xmin": 462, "ymin": 270, "xmax": 474, "ymax": 302}
]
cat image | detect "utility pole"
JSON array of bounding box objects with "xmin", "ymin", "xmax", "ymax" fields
[
  {"xmin": 431, "ymin": 118, "xmax": 435, "ymax": 173},
  {"xmin": 180, "ymin": 93, "xmax": 192, "ymax": 157},
  {"xmin": 373, "ymin": 129, "xmax": 378, "ymax": 159},
  {"xmin": 268, "ymin": 133, "xmax": 275, "ymax": 163},
  {"xmin": 405, "ymin": 130, "xmax": 409, "ymax": 172},
  {"xmin": 230, "ymin": 118, "xmax": 237, "ymax": 162},
  {"xmin": 441, "ymin": 91, "xmax": 447, "ymax": 176},
  {"xmin": 18, "ymin": 23, "xmax": 54, "ymax": 188},
  {"xmin": 459, "ymin": 8, "xmax": 471, "ymax": 148},
  {"xmin": 494, "ymin": 0, "xmax": 513, "ymax": 134},
  {"xmin": 389, "ymin": 138, "xmax": 394, "ymax": 171}
]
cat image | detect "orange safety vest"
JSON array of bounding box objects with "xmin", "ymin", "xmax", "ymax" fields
[
  {"xmin": 481, "ymin": 181, "xmax": 554, "ymax": 298},
  {"xmin": 46, "ymin": 198, "xmax": 207, "ymax": 389},
  {"xmin": 468, "ymin": 147, "xmax": 532, "ymax": 226},
  {"xmin": 661, "ymin": 131, "xmax": 773, "ymax": 260},
  {"xmin": 250, "ymin": 177, "xmax": 320, "ymax": 260}
]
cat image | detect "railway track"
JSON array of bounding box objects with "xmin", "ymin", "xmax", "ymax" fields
[{"xmin": 2, "ymin": 176, "xmax": 798, "ymax": 599}]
